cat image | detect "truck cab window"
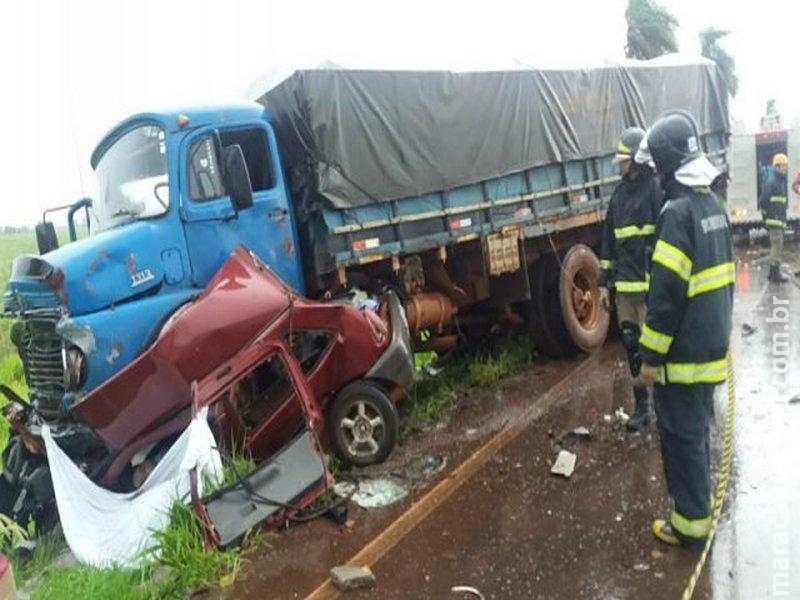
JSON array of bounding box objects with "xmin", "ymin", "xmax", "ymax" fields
[
  {"xmin": 92, "ymin": 124, "xmax": 169, "ymax": 232},
  {"xmin": 188, "ymin": 137, "xmax": 225, "ymax": 201},
  {"xmin": 188, "ymin": 128, "xmax": 274, "ymax": 202},
  {"xmin": 219, "ymin": 128, "xmax": 273, "ymax": 192}
]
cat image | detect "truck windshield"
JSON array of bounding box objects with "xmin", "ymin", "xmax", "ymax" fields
[{"xmin": 91, "ymin": 124, "xmax": 169, "ymax": 232}]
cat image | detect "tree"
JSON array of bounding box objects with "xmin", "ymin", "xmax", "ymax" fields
[
  {"xmin": 766, "ymin": 99, "xmax": 778, "ymax": 115},
  {"xmin": 625, "ymin": 0, "xmax": 679, "ymax": 60},
  {"xmin": 699, "ymin": 28, "xmax": 738, "ymax": 97}
]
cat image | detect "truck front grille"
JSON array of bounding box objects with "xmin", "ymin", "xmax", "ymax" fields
[{"xmin": 12, "ymin": 316, "xmax": 65, "ymax": 418}]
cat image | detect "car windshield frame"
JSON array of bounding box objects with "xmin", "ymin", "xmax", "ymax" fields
[{"xmin": 90, "ymin": 123, "xmax": 170, "ymax": 233}]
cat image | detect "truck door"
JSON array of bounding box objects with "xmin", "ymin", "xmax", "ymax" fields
[
  {"xmin": 727, "ymin": 132, "xmax": 757, "ymax": 225},
  {"xmin": 180, "ymin": 124, "xmax": 304, "ymax": 293},
  {"xmin": 787, "ymin": 128, "xmax": 800, "ymax": 223}
]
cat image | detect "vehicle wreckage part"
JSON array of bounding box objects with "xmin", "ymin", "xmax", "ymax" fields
[
  {"xmin": 366, "ymin": 290, "xmax": 414, "ymax": 391},
  {"xmin": 202, "ymin": 429, "xmax": 327, "ymax": 548},
  {"xmin": 328, "ymin": 381, "xmax": 398, "ymax": 467},
  {"xmin": 404, "ymin": 292, "xmax": 454, "ymax": 334}
]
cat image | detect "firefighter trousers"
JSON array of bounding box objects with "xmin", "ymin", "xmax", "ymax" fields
[{"xmin": 654, "ymin": 382, "xmax": 716, "ymax": 540}]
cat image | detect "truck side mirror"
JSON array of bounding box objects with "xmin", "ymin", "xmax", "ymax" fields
[
  {"xmin": 222, "ymin": 144, "xmax": 253, "ymax": 211},
  {"xmin": 35, "ymin": 221, "xmax": 59, "ymax": 255}
]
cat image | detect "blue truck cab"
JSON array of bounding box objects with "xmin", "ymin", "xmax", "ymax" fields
[{"xmin": 5, "ymin": 104, "xmax": 305, "ymax": 416}]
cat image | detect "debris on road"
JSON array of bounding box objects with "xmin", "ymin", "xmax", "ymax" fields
[
  {"xmin": 571, "ymin": 426, "xmax": 591, "ymax": 437},
  {"xmin": 550, "ymin": 450, "xmax": 577, "ymax": 478},
  {"xmin": 633, "ymin": 563, "xmax": 650, "ymax": 572},
  {"xmin": 741, "ymin": 322, "xmax": 757, "ymax": 336},
  {"xmin": 349, "ymin": 479, "xmax": 409, "ymax": 509},
  {"xmin": 466, "ymin": 428, "xmax": 479, "ymax": 436},
  {"xmin": 330, "ymin": 565, "xmax": 376, "ymax": 591},
  {"xmin": 614, "ymin": 407, "xmax": 630, "ymax": 424},
  {"xmin": 451, "ymin": 585, "xmax": 486, "ymax": 599}
]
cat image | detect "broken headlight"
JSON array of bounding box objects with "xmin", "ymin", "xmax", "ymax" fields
[{"xmin": 62, "ymin": 345, "xmax": 87, "ymax": 391}]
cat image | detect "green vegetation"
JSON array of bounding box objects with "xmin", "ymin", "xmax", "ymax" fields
[
  {"xmin": 401, "ymin": 339, "xmax": 535, "ymax": 438},
  {"xmin": 700, "ymin": 27, "xmax": 738, "ymax": 97},
  {"xmin": 625, "ymin": 0, "xmax": 679, "ymax": 60},
  {"xmin": 0, "ymin": 229, "xmax": 37, "ymax": 452}
]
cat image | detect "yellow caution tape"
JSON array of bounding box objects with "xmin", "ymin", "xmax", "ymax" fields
[{"xmin": 681, "ymin": 350, "xmax": 735, "ymax": 600}]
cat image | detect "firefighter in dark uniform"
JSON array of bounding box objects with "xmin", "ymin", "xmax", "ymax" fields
[
  {"xmin": 635, "ymin": 111, "xmax": 735, "ymax": 546},
  {"xmin": 599, "ymin": 127, "xmax": 663, "ymax": 431},
  {"xmin": 759, "ymin": 152, "xmax": 789, "ymax": 283}
]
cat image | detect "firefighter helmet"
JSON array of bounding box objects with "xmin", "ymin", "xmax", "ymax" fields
[
  {"xmin": 645, "ymin": 111, "xmax": 703, "ymax": 179},
  {"xmin": 615, "ymin": 127, "xmax": 646, "ymax": 162},
  {"xmin": 773, "ymin": 153, "xmax": 788, "ymax": 167}
]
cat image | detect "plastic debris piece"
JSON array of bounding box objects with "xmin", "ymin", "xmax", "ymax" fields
[
  {"xmin": 603, "ymin": 414, "xmax": 612, "ymax": 423},
  {"xmin": 550, "ymin": 450, "xmax": 577, "ymax": 478},
  {"xmin": 614, "ymin": 407, "xmax": 630, "ymax": 424},
  {"xmin": 634, "ymin": 563, "xmax": 650, "ymax": 572},
  {"xmin": 571, "ymin": 426, "xmax": 591, "ymax": 437},
  {"xmin": 465, "ymin": 428, "xmax": 479, "ymax": 436},
  {"xmin": 451, "ymin": 586, "xmax": 486, "ymax": 599},
  {"xmin": 350, "ymin": 479, "xmax": 408, "ymax": 509}
]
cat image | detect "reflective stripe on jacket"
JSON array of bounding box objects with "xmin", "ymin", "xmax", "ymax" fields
[
  {"xmin": 639, "ymin": 181, "xmax": 734, "ymax": 385},
  {"xmin": 600, "ymin": 167, "xmax": 663, "ymax": 294},
  {"xmin": 759, "ymin": 172, "xmax": 788, "ymax": 228}
]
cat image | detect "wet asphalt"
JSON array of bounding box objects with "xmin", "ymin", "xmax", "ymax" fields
[{"xmin": 218, "ymin": 244, "xmax": 800, "ymax": 600}]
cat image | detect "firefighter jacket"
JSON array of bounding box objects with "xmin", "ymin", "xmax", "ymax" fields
[
  {"xmin": 600, "ymin": 167, "xmax": 663, "ymax": 294},
  {"xmin": 759, "ymin": 170, "xmax": 788, "ymax": 229},
  {"xmin": 639, "ymin": 180, "xmax": 734, "ymax": 385}
]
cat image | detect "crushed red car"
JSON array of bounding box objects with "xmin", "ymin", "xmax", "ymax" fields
[{"xmin": 3, "ymin": 246, "xmax": 413, "ymax": 535}]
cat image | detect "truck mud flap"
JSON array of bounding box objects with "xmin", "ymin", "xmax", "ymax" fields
[{"xmin": 202, "ymin": 429, "xmax": 327, "ymax": 548}]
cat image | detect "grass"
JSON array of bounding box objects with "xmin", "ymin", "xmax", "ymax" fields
[{"xmin": 401, "ymin": 337, "xmax": 536, "ymax": 439}]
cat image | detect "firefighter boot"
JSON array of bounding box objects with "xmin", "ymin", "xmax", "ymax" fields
[
  {"xmin": 626, "ymin": 385, "xmax": 650, "ymax": 431},
  {"xmin": 769, "ymin": 263, "xmax": 788, "ymax": 283}
]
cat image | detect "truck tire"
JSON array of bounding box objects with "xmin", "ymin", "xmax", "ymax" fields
[
  {"xmin": 327, "ymin": 381, "xmax": 399, "ymax": 467},
  {"xmin": 557, "ymin": 244, "xmax": 609, "ymax": 352},
  {"xmin": 527, "ymin": 257, "xmax": 574, "ymax": 358}
]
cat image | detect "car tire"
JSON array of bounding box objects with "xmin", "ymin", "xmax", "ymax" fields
[{"xmin": 327, "ymin": 381, "xmax": 399, "ymax": 467}]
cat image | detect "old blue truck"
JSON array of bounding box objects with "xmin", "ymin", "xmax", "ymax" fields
[{"xmin": 2, "ymin": 61, "xmax": 729, "ymax": 526}]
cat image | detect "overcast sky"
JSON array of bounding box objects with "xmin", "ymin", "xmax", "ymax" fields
[{"xmin": 2, "ymin": 0, "xmax": 799, "ymax": 226}]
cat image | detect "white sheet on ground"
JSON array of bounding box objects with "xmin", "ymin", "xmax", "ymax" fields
[{"xmin": 42, "ymin": 408, "xmax": 223, "ymax": 568}]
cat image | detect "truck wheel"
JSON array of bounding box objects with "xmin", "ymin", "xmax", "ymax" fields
[
  {"xmin": 328, "ymin": 381, "xmax": 399, "ymax": 467},
  {"xmin": 527, "ymin": 257, "xmax": 574, "ymax": 358},
  {"xmin": 558, "ymin": 244, "xmax": 609, "ymax": 352}
]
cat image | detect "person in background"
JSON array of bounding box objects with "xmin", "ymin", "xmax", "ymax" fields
[
  {"xmin": 599, "ymin": 127, "xmax": 663, "ymax": 432},
  {"xmin": 759, "ymin": 153, "xmax": 789, "ymax": 283}
]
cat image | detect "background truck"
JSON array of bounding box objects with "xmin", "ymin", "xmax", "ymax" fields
[
  {"xmin": 2, "ymin": 60, "xmax": 729, "ymax": 515},
  {"xmin": 727, "ymin": 123, "xmax": 800, "ymax": 230}
]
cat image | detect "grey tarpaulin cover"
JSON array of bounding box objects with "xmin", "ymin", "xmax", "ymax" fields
[{"xmin": 257, "ymin": 57, "xmax": 729, "ymax": 213}]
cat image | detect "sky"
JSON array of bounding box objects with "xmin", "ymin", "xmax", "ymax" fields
[{"xmin": 2, "ymin": 0, "xmax": 799, "ymax": 227}]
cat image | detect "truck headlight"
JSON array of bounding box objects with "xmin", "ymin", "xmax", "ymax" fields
[{"xmin": 62, "ymin": 346, "xmax": 87, "ymax": 391}]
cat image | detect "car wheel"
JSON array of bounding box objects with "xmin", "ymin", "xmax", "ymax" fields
[{"xmin": 328, "ymin": 381, "xmax": 399, "ymax": 467}]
